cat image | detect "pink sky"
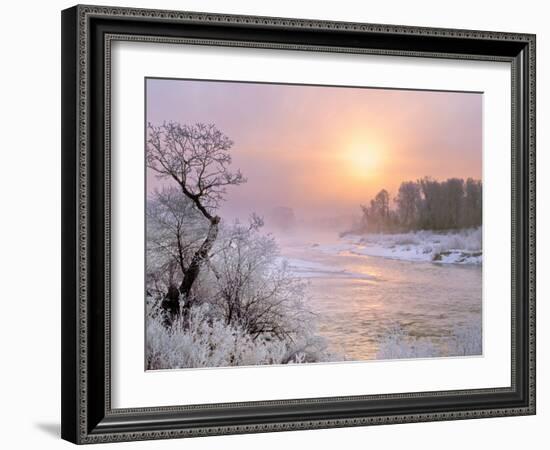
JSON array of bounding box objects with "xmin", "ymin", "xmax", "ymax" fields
[{"xmin": 146, "ymin": 78, "xmax": 482, "ymax": 224}]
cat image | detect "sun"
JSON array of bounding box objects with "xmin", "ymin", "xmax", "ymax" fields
[{"xmin": 343, "ymin": 141, "xmax": 385, "ymax": 180}]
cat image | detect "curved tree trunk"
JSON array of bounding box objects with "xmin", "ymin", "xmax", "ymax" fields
[
  {"xmin": 160, "ymin": 217, "xmax": 220, "ymax": 327},
  {"xmin": 178, "ymin": 216, "xmax": 220, "ymax": 321}
]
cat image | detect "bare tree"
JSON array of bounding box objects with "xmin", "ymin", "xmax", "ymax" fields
[
  {"xmin": 146, "ymin": 186, "xmax": 207, "ymax": 323},
  {"xmin": 207, "ymin": 216, "xmax": 310, "ymax": 342},
  {"xmin": 443, "ymin": 178, "xmax": 465, "ymax": 229},
  {"xmin": 362, "ymin": 189, "xmax": 391, "ymax": 232},
  {"xmin": 374, "ymin": 189, "xmax": 390, "ymax": 221},
  {"xmin": 147, "ymin": 122, "xmax": 246, "ymax": 322},
  {"xmin": 419, "ymin": 177, "xmax": 444, "ymax": 230},
  {"xmin": 464, "ymin": 178, "xmax": 482, "ymax": 228},
  {"xmin": 395, "ymin": 181, "xmax": 421, "ymax": 229}
]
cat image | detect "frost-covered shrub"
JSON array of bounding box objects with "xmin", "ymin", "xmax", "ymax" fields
[
  {"xmin": 204, "ymin": 219, "xmax": 322, "ymax": 344},
  {"xmin": 461, "ymin": 227, "xmax": 482, "ymax": 251},
  {"xmin": 359, "ymin": 228, "xmax": 480, "ymax": 252},
  {"xmin": 432, "ymin": 228, "xmax": 481, "ymax": 253},
  {"xmin": 376, "ymin": 325, "xmax": 439, "ymax": 360},
  {"xmin": 392, "ymin": 234, "xmax": 420, "ymax": 246},
  {"xmin": 147, "ymin": 304, "xmax": 282, "ymax": 369},
  {"xmin": 145, "ymin": 207, "xmax": 339, "ymax": 369},
  {"xmin": 146, "ymin": 303, "xmax": 336, "ymax": 369},
  {"xmin": 375, "ymin": 322, "xmax": 482, "ymax": 360},
  {"xmin": 429, "ymin": 228, "xmax": 482, "ymax": 263},
  {"xmin": 446, "ymin": 323, "xmax": 482, "ymax": 356}
]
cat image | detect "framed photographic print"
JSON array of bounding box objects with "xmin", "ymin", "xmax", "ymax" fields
[{"xmin": 61, "ymin": 5, "xmax": 536, "ymax": 444}]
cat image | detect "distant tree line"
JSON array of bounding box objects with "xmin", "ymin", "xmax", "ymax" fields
[{"xmin": 358, "ymin": 177, "xmax": 482, "ymax": 233}]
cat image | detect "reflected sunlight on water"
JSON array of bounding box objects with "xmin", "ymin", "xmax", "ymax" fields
[{"xmin": 276, "ymin": 229, "xmax": 482, "ymax": 360}]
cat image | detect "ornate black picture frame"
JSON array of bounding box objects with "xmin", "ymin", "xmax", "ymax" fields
[{"xmin": 61, "ymin": 4, "xmax": 536, "ymax": 444}]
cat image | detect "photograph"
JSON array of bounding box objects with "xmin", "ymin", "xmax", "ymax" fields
[
  {"xmin": 145, "ymin": 78, "xmax": 483, "ymax": 370},
  {"xmin": 56, "ymin": 3, "xmax": 537, "ymax": 444}
]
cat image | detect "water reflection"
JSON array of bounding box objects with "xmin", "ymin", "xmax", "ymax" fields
[{"xmin": 277, "ymin": 230, "xmax": 482, "ymax": 360}]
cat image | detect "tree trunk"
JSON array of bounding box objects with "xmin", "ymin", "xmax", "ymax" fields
[
  {"xmin": 160, "ymin": 284, "xmax": 180, "ymax": 327},
  {"xmin": 178, "ymin": 216, "xmax": 220, "ymax": 320}
]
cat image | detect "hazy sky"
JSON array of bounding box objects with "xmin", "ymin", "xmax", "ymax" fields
[{"xmin": 146, "ymin": 78, "xmax": 482, "ymax": 223}]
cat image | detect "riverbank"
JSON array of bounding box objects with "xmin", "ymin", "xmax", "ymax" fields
[{"xmin": 318, "ymin": 228, "xmax": 482, "ymax": 265}]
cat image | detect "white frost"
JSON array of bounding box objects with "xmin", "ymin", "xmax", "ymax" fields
[
  {"xmin": 325, "ymin": 228, "xmax": 482, "ymax": 265},
  {"xmin": 376, "ymin": 323, "xmax": 482, "ymax": 359}
]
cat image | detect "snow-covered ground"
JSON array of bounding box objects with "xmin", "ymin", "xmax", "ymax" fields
[{"xmin": 321, "ymin": 228, "xmax": 482, "ymax": 265}]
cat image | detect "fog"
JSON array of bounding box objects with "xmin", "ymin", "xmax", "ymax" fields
[{"xmin": 146, "ymin": 78, "xmax": 482, "ymax": 232}]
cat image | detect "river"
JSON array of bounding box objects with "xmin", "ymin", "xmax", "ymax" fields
[{"xmin": 275, "ymin": 229, "xmax": 482, "ymax": 361}]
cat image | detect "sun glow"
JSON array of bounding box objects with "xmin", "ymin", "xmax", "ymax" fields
[{"xmin": 343, "ymin": 140, "xmax": 386, "ymax": 180}]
